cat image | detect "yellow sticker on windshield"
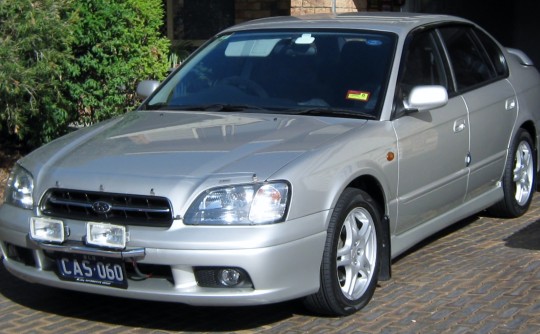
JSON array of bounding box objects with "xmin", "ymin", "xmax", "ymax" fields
[{"xmin": 346, "ymin": 90, "xmax": 370, "ymax": 101}]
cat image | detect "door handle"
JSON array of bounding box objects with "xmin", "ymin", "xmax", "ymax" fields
[{"xmin": 453, "ymin": 119, "xmax": 466, "ymax": 133}]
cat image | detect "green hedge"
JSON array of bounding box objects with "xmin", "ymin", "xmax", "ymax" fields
[
  {"xmin": 0, "ymin": 0, "xmax": 170, "ymax": 149},
  {"xmin": 0, "ymin": 0, "xmax": 74, "ymax": 148}
]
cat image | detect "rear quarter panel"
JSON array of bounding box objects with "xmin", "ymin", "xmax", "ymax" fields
[{"xmin": 505, "ymin": 50, "xmax": 540, "ymax": 169}]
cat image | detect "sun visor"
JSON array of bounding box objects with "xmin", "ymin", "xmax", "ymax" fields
[{"xmin": 225, "ymin": 39, "xmax": 280, "ymax": 57}]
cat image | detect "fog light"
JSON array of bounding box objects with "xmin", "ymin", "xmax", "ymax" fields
[
  {"xmin": 30, "ymin": 217, "xmax": 65, "ymax": 243},
  {"xmin": 86, "ymin": 222, "xmax": 127, "ymax": 249},
  {"xmin": 194, "ymin": 267, "xmax": 253, "ymax": 288},
  {"xmin": 218, "ymin": 268, "xmax": 242, "ymax": 286}
]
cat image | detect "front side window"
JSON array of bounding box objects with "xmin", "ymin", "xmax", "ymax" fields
[
  {"xmin": 146, "ymin": 31, "xmax": 396, "ymax": 118},
  {"xmin": 398, "ymin": 30, "xmax": 448, "ymax": 99}
]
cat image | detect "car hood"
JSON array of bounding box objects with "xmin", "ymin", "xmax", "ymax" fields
[{"xmin": 25, "ymin": 111, "xmax": 367, "ymax": 200}]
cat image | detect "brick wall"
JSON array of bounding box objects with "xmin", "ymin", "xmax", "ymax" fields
[
  {"xmin": 235, "ymin": 0, "xmax": 291, "ymax": 23},
  {"xmin": 166, "ymin": 0, "xmax": 373, "ymax": 41},
  {"xmin": 291, "ymin": 0, "xmax": 367, "ymax": 15},
  {"xmin": 234, "ymin": 0, "xmax": 368, "ymax": 24}
]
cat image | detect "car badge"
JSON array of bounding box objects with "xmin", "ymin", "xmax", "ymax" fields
[{"xmin": 92, "ymin": 201, "xmax": 112, "ymax": 214}]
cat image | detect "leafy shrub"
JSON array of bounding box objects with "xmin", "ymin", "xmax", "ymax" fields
[
  {"xmin": 0, "ymin": 0, "xmax": 75, "ymax": 147},
  {"xmin": 67, "ymin": 0, "xmax": 170, "ymax": 125},
  {"xmin": 0, "ymin": 0, "xmax": 171, "ymax": 148}
]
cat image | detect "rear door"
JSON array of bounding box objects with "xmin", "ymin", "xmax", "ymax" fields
[{"xmin": 438, "ymin": 26, "xmax": 517, "ymax": 201}]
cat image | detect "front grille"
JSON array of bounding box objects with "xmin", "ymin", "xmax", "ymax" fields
[{"xmin": 40, "ymin": 189, "xmax": 173, "ymax": 227}]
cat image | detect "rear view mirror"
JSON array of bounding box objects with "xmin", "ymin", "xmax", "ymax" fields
[
  {"xmin": 404, "ymin": 85, "xmax": 448, "ymax": 112},
  {"xmin": 136, "ymin": 80, "xmax": 160, "ymax": 99}
]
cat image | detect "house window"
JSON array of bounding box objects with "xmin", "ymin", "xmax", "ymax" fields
[
  {"xmin": 164, "ymin": 0, "xmax": 235, "ymax": 42},
  {"xmin": 183, "ymin": 0, "xmax": 235, "ymax": 39}
]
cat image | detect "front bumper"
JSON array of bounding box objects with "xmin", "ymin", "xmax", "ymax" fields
[{"xmin": 0, "ymin": 204, "xmax": 328, "ymax": 306}]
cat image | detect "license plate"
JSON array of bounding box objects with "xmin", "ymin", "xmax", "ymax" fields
[{"xmin": 56, "ymin": 254, "xmax": 128, "ymax": 289}]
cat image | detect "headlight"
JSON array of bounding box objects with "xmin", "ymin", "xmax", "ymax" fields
[
  {"xmin": 184, "ymin": 182, "xmax": 290, "ymax": 225},
  {"xmin": 4, "ymin": 164, "xmax": 34, "ymax": 209}
]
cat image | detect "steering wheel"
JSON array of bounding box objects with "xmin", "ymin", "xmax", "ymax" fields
[{"xmin": 219, "ymin": 76, "xmax": 268, "ymax": 98}]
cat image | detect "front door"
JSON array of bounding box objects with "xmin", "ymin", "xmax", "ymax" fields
[{"xmin": 392, "ymin": 29, "xmax": 470, "ymax": 234}]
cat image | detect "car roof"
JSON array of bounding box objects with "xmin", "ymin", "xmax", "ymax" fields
[{"xmin": 223, "ymin": 12, "xmax": 472, "ymax": 37}]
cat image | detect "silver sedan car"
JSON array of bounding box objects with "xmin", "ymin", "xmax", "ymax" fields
[{"xmin": 2, "ymin": 13, "xmax": 540, "ymax": 316}]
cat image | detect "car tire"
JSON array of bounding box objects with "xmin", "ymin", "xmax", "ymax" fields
[
  {"xmin": 304, "ymin": 188, "xmax": 381, "ymax": 316},
  {"xmin": 488, "ymin": 129, "xmax": 536, "ymax": 218}
]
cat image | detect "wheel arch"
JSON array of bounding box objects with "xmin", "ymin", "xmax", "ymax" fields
[
  {"xmin": 520, "ymin": 120, "xmax": 537, "ymax": 150},
  {"xmin": 346, "ymin": 175, "xmax": 392, "ymax": 280},
  {"xmin": 519, "ymin": 120, "xmax": 539, "ymax": 175}
]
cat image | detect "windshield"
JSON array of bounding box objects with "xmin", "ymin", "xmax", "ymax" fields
[{"xmin": 146, "ymin": 30, "xmax": 396, "ymax": 118}]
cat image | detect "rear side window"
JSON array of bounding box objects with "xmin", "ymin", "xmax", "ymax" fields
[
  {"xmin": 439, "ymin": 26, "xmax": 497, "ymax": 91},
  {"xmin": 473, "ymin": 28, "xmax": 508, "ymax": 77}
]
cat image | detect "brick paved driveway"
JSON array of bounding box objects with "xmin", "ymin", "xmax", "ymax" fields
[{"xmin": 1, "ymin": 197, "xmax": 539, "ymax": 334}]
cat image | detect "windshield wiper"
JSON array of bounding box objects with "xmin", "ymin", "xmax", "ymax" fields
[
  {"xmin": 143, "ymin": 102, "xmax": 168, "ymax": 110},
  {"xmin": 146, "ymin": 103, "xmax": 267, "ymax": 112},
  {"xmin": 285, "ymin": 107, "xmax": 378, "ymax": 120}
]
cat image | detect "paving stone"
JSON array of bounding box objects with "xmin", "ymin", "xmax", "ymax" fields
[{"xmin": 1, "ymin": 197, "xmax": 540, "ymax": 333}]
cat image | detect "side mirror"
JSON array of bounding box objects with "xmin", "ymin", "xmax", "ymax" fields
[
  {"xmin": 136, "ymin": 80, "xmax": 160, "ymax": 99},
  {"xmin": 403, "ymin": 85, "xmax": 448, "ymax": 112}
]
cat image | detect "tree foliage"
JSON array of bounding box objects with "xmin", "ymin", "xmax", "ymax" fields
[
  {"xmin": 0, "ymin": 0, "xmax": 171, "ymax": 148},
  {"xmin": 67, "ymin": 0, "xmax": 170, "ymax": 125},
  {"xmin": 0, "ymin": 0, "xmax": 74, "ymax": 147}
]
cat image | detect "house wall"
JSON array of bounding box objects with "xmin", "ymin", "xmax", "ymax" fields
[
  {"xmin": 234, "ymin": 0, "xmax": 368, "ymax": 23},
  {"xmin": 290, "ymin": 0, "xmax": 367, "ymax": 15},
  {"xmin": 235, "ymin": 0, "xmax": 291, "ymax": 23},
  {"xmin": 165, "ymin": 0, "xmax": 375, "ymax": 41}
]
